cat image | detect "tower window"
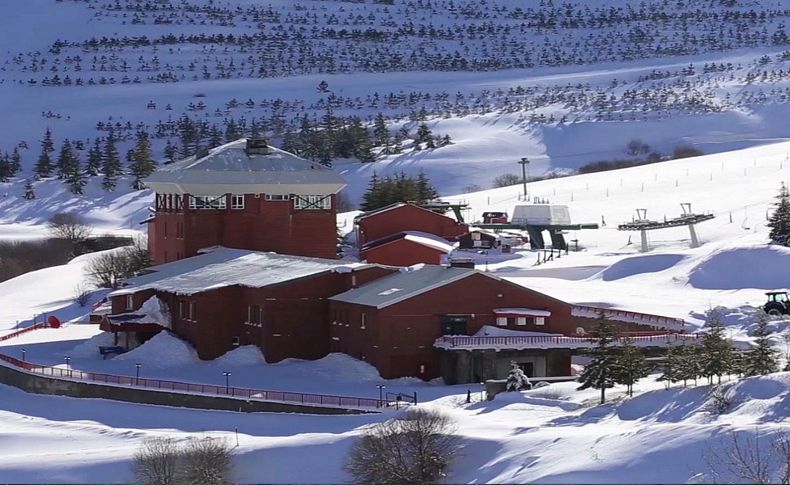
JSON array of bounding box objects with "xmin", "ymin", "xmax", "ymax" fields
[
  {"xmin": 231, "ymin": 195, "xmax": 245, "ymax": 209},
  {"xmin": 294, "ymin": 195, "xmax": 331, "ymax": 210}
]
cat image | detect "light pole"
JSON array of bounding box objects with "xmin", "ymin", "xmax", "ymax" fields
[
  {"xmin": 21, "ymin": 348, "xmax": 25, "ymax": 361},
  {"xmin": 223, "ymin": 372, "xmax": 232, "ymax": 393},
  {"xmin": 135, "ymin": 363, "xmax": 142, "ymax": 385},
  {"xmin": 64, "ymin": 356, "xmax": 71, "ymax": 377},
  {"xmin": 376, "ymin": 384, "xmax": 386, "ymax": 407},
  {"xmin": 518, "ymin": 157, "xmax": 530, "ymax": 202},
  {"xmin": 480, "ymin": 382, "xmax": 486, "ymax": 402}
]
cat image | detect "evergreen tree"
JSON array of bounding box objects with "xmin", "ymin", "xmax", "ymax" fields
[
  {"xmin": 416, "ymin": 170, "xmax": 439, "ymax": 204},
  {"xmin": 416, "ymin": 122, "xmax": 433, "ymax": 146},
  {"xmin": 743, "ymin": 312, "xmax": 779, "ymax": 376},
  {"xmin": 101, "ymin": 131, "xmax": 123, "ymax": 191},
  {"xmin": 577, "ymin": 312, "xmax": 621, "ymax": 404},
  {"xmin": 86, "ymin": 138, "xmax": 103, "ymax": 176},
  {"xmin": 767, "ymin": 182, "xmax": 790, "ymax": 245},
  {"xmin": 0, "ymin": 153, "xmax": 11, "ymax": 182},
  {"xmin": 129, "ymin": 132, "xmax": 157, "ymax": 190},
  {"xmin": 35, "ymin": 128, "xmax": 55, "ymax": 178},
  {"xmin": 613, "ymin": 337, "xmax": 649, "ymax": 396},
  {"xmin": 701, "ymin": 310, "xmax": 736, "ymax": 384},
  {"xmin": 505, "ymin": 362, "xmax": 531, "ymax": 391},
  {"xmin": 9, "ymin": 148, "xmax": 21, "ymax": 176},
  {"xmin": 677, "ymin": 344, "xmax": 702, "ymax": 387},
  {"xmin": 22, "ymin": 179, "xmax": 35, "ymax": 200},
  {"xmin": 373, "ymin": 113, "xmax": 391, "ymax": 153},
  {"xmin": 658, "ymin": 344, "xmax": 682, "ymax": 389},
  {"xmin": 56, "ymin": 139, "xmax": 77, "ymax": 180},
  {"xmin": 360, "ymin": 172, "xmax": 382, "ymax": 212},
  {"xmin": 208, "ymin": 125, "xmax": 223, "ymax": 148},
  {"xmin": 163, "ymin": 139, "xmax": 178, "ymax": 164}
]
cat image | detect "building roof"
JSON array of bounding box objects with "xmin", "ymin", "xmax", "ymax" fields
[
  {"xmin": 144, "ymin": 139, "xmax": 346, "ymax": 196},
  {"xmin": 329, "ymin": 264, "xmax": 477, "ymax": 309},
  {"xmin": 362, "ymin": 231, "xmax": 456, "ymax": 254},
  {"xmin": 111, "ymin": 247, "xmax": 364, "ymax": 296},
  {"xmin": 355, "ymin": 202, "xmax": 459, "ymax": 223}
]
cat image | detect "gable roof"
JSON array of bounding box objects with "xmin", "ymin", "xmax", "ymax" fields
[
  {"xmin": 329, "ymin": 265, "xmax": 477, "ymax": 309},
  {"xmin": 355, "ymin": 203, "xmax": 459, "ymax": 224},
  {"xmin": 144, "ymin": 138, "xmax": 346, "ymax": 196},
  {"xmin": 111, "ymin": 247, "xmax": 365, "ymax": 297},
  {"xmin": 362, "ymin": 231, "xmax": 456, "ymax": 254}
]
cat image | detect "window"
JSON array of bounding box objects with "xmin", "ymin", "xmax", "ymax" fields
[
  {"xmin": 231, "ymin": 336, "xmax": 240, "ymax": 346},
  {"xmin": 189, "ymin": 195, "xmax": 226, "ymax": 210},
  {"xmin": 189, "ymin": 302, "xmax": 196, "ymax": 321},
  {"xmin": 247, "ymin": 304, "xmax": 262, "ymax": 327},
  {"xmin": 180, "ymin": 300, "xmax": 196, "ymax": 321},
  {"xmin": 265, "ymin": 194, "xmax": 289, "ymax": 201},
  {"xmin": 535, "ymin": 317, "xmax": 545, "ymax": 326},
  {"xmin": 516, "ymin": 317, "xmax": 527, "ymax": 326},
  {"xmin": 175, "ymin": 195, "xmax": 183, "ymax": 211},
  {"xmin": 294, "ymin": 195, "xmax": 331, "ymax": 210},
  {"xmin": 496, "ymin": 317, "xmax": 507, "ymax": 326},
  {"xmin": 360, "ymin": 313, "xmax": 367, "ymax": 329},
  {"xmin": 231, "ymin": 194, "xmax": 245, "ymax": 209},
  {"xmin": 178, "ymin": 300, "xmax": 186, "ymax": 319},
  {"xmin": 125, "ymin": 295, "xmax": 134, "ymax": 310}
]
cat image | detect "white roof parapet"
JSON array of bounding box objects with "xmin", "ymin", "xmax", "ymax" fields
[
  {"xmin": 493, "ymin": 308, "xmax": 551, "ymax": 317},
  {"xmin": 434, "ymin": 333, "xmax": 700, "ymax": 351},
  {"xmin": 571, "ymin": 305, "xmax": 686, "ymax": 332}
]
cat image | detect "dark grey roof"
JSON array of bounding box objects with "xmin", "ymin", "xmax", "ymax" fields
[{"xmin": 329, "ymin": 265, "xmax": 478, "ymax": 308}]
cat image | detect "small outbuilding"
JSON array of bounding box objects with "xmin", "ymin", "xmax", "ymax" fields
[
  {"xmin": 458, "ymin": 228, "xmax": 500, "ymax": 250},
  {"xmin": 360, "ymin": 231, "xmax": 455, "ymax": 266},
  {"xmin": 355, "ymin": 203, "xmax": 469, "ymax": 248}
]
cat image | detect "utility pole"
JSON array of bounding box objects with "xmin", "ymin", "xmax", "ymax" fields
[{"xmin": 518, "ymin": 157, "xmax": 530, "ymax": 202}]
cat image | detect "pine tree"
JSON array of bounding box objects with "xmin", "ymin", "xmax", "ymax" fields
[
  {"xmin": 767, "ymin": 182, "xmax": 790, "ymax": 245},
  {"xmin": 614, "ymin": 337, "xmax": 649, "ymax": 396},
  {"xmin": 373, "ymin": 113, "xmax": 391, "ymax": 152},
  {"xmin": 360, "ymin": 172, "xmax": 381, "ymax": 211},
  {"xmin": 676, "ymin": 344, "xmax": 702, "ymax": 387},
  {"xmin": 701, "ymin": 310, "xmax": 736, "ymax": 384},
  {"xmin": 743, "ymin": 312, "xmax": 779, "ymax": 376},
  {"xmin": 0, "ymin": 153, "xmax": 11, "ymax": 182},
  {"xmin": 58, "ymin": 140, "xmax": 85, "ymax": 194},
  {"xmin": 56, "ymin": 139, "xmax": 77, "ymax": 180},
  {"xmin": 35, "ymin": 128, "xmax": 55, "ymax": 178},
  {"xmin": 577, "ymin": 312, "xmax": 621, "ymax": 404},
  {"xmin": 506, "ymin": 362, "xmax": 531, "ymax": 391},
  {"xmin": 416, "ymin": 170, "xmax": 439, "ymax": 204},
  {"xmin": 101, "ymin": 131, "xmax": 122, "ymax": 191},
  {"xmin": 658, "ymin": 344, "xmax": 682, "ymax": 389},
  {"xmin": 86, "ymin": 138, "xmax": 102, "ymax": 176},
  {"xmin": 416, "ymin": 122, "xmax": 433, "ymax": 145},
  {"xmin": 163, "ymin": 139, "xmax": 178, "ymax": 164},
  {"xmin": 129, "ymin": 132, "xmax": 157, "ymax": 189},
  {"xmin": 9, "ymin": 148, "xmax": 21, "ymax": 177},
  {"xmin": 22, "ymin": 179, "xmax": 35, "ymax": 200}
]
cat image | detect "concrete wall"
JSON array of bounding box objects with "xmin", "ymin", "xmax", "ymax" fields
[{"xmin": 0, "ymin": 363, "xmax": 368, "ymax": 415}]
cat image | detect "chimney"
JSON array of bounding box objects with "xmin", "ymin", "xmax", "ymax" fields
[{"xmin": 245, "ymin": 137, "xmax": 270, "ymax": 155}]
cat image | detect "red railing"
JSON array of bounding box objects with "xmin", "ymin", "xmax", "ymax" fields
[
  {"xmin": 0, "ymin": 353, "xmax": 381, "ymax": 410},
  {"xmin": 0, "ymin": 323, "xmax": 48, "ymax": 342},
  {"xmin": 435, "ymin": 333, "xmax": 700, "ymax": 349}
]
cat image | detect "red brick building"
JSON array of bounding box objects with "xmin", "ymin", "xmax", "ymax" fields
[
  {"xmin": 360, "ymin": 231, "xmax": 455, "ymax": 266},
  {"xmin": 144, "ymin": 138, "xmax": 345, "ymax": 264},
  {"xmin": 355, "ymin": 203, "xmax": 469, "ymax": 248}
]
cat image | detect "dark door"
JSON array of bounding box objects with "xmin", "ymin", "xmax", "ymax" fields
[{"xmin": 441, "ymin": 315, "xmax": 468, "ymax": 335}]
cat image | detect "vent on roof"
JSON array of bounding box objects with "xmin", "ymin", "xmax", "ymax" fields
[
  {"xmin": 245, "ymin": 137, "xmax": 270, "ymax": 155},
  {"xmin": 449, "ymin": 258, "xmax": 475, "ymax": 269}
]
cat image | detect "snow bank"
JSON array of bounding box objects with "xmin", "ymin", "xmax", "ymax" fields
[
  {"xmin": 69, "ymin": 331, "xmax": 116, "ymax": 358},
  {"xmin": 473, "ymin": 325, "xmax": 563, "ymax": 338},
  {"xmin": 688, "ymin": 247, "xmax": 790, "ymax": 290},
  {"xmin": 277, "ymin": 353, "xmax": 382, "ymax": 382},
  {"xmin": 115, "ymin": 331, "xmax": 198, "ymax": 367},
  {"xmin": 600, "ymin": 254, "xmax": 685, "ymax": 281},
  {"xmin": 211, "ymin": 346, "xmax": 266, "ymax": 366}
]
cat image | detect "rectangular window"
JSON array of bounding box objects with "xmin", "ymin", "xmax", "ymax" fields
[
  {"xmin": 361, "ymin": 313, "xmax": 367, "ymax": 330},
  {"xmin": 125, "ymin": 295, "xmax": 134, "ymax": 310},
  {"xmin": 294, "ymin": 195, "xmax": 331, "ymax": 210},
  {"xmin": 178, "ymin": 300, "xmax": 186, "ymax": 319},
  {"xmin": 535, "ymin": 317, "xmax": 545, "ymax": 326},
  {"xmin": 189, "ymin": 195, "xmax": 227, "ymax": 210},
  {"xmin": 175, "ymin": 195, "xmax": 183, "ymax": 211},
  {"xmin": 516, "ymin": 317, "xmax": 527, "ymax": 326},
  {"xmin": 264, "ymin": 194, "xmax": 289, "ymax": 201},
  {"xmin": 189, "ymin": 301, "xmax": 196, "ymax": 321},
  {"xmin": 247, "ymin": 304, "xmax": 262, "ymax": 326},
  {"xmin": 496, "ymin": 317, "xmax": 507, "ymax": 326},
  {"xmin": 231, "ymin": 194, "xmax": 245, "ymax": 209}
]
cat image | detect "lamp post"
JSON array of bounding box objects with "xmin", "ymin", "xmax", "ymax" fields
[
  {"xmin": 480, "ymin": 381, "xmax": 486, "ymax": 402},
  {"xmin": 21, "ymin": 348, "xmax": 25, "ymax": 361},
  {"xmin": 64, "ymin": 356, "xmax": 71, "ymax": 377},
  {"xmin": 376, "ymin": 384, "xmax": 386, "ymax": 407},
  {"xmin": 518, "ymin": 157, "xmax": 530, "ymax": 202},
  {"xmin": 135, "ymin": 363, "xmax": 142, "ymax": 385},
  {"xmin": 223, "ymin": 372, "xmax": 232, "ymax": 393}
]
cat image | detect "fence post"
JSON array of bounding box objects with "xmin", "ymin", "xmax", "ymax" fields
[{"xmin": 413, "ymin": 391, "xmax": 417, "ymax": 405}]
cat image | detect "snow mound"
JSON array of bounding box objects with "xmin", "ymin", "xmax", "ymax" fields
[
  {"xmin": 600, "ymin": 254, "xmax": 685, "ymax": 281},
  {"xmin": 277, "ymin": 352, "xmax": 382, "ymax": 382},
  {"xmin": 70, "ymin": 331, "xmax": 116, "ymax": 358},
  {"xmin": 688, "ymin": 247, "xmax": 790, "ymax": 290},
  {"xmin": 114, "ymin": 331, "xmax": 198, "ymax": 367},
  {"xmin": 211, "ymin": 346, "xmax": 266, "ymax": 366}
]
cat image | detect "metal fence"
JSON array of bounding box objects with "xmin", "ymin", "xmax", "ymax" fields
[
  {"xmin": 0, "ymin": 323, "xmax": 48, "ymax": 342},
  {"xmin": 435, "ymin": 333, "xmax": 701, "ymax": 350}
]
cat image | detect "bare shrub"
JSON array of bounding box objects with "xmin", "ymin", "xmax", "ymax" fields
[
  {"xmin": 492, "ymin": 173, "xmax": 522, "ymax": 188},
  {"xmin": 86, "ymin": 237, "xmax": 150, "ymax": 289},
  {"xmin": 48, "ymin": 212, "xmax": 92, "ymax": 242},
  {"xmin": 178, "ymin": 436, "xmax": 233, "ymax": 485},
  {"xmin": 705, "ymin": 429, "xmax": 790, "ymax": 484},
  {"xmin": 74, "ymin": 283, "xmax": 92, "ymax": 307},
  {"xmin": 133, "ymin": 437, "xmax": 180, "ymax": 485},
  {"xmin": 672, "ymin": 145, "xmax": 705, "ymax": 159},
  {"xmin": 705, "ymin": 386, "xmax": 732, "ymax": 415},
  {"xmin": 345, "ymin": 408, "xmax": 461, "ymax": 484}
]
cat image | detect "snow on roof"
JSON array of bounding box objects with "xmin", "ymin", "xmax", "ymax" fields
[
  {"xmin": 111, "ymin": 247, "xmax": 364, "ymax": 296},
  {"xmin": 144, "ymin": 138, "xmax": 346, "ymax": 195},
  {"xmin": 473, "ymin": 325, "xmax": 564, "ymax": 338},
  {"xmin": 401, "ymin": 232, "xmax": 456, "ymax": 253},
  {"xmin": 329, "ymin": 265, "xmax": 476, "ymax": 308},
  {"xmin": 108, "ymin": 296, "xmax": 172, "ymax": 329},
  {"xmin": 493, "ymin": 308, "xmax": 552, "ymax": 317}
]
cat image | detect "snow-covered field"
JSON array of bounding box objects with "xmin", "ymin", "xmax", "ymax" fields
[{"xmin": 0, "ymin": 139, "xmax": 788, "ymax": 482}]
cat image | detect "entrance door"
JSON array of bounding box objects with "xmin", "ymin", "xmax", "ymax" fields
[
  {"xmin": 518, "ymin": 362, "xmax": 535, "ymax": 377},
  {"xmin": 441, "ymin": 315, "xmax": 468, "ymax": 335}
]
